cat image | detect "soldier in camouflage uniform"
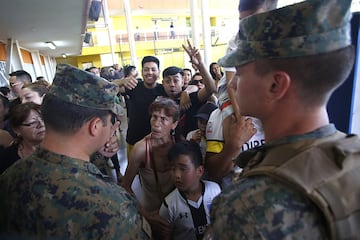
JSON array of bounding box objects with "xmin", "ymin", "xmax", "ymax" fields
[
  {"xmin": 205, "ymin": 0, "xmax": 358, "ymax": 239},
  {"xmin": 0, "ymin": 64, "xmax": 151, "ymax": 239}
]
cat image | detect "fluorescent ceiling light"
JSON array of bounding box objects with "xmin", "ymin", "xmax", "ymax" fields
[
  {"xmin": 61, "ymin": 53, "xmax": 67, "ymax": 58},
  {"xmin": 45, "ymin": 41, "xmax": 56, "ymax": 50}
]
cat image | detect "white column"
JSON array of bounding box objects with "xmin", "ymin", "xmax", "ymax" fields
[
  {"xmin": 102, "ymin": 0, "xmax": 117, "ymax": 64},
  {"xmin": 30, "ymin": 50, "xmax": 43, "ymax": 77},
  {"xmin": 123, "ymin": 0, "xmax": 137, "ymax": 67},
  {"xmin": 43, "ymin": 56, "xmax": 56, "ymax": 83},
  {"xmin": 6, "ymin": 39, "xmax": 24, "ymax": 73},
  {"xmin": 200, "ymin": 0, "xmax": 212, "ymax": 67},
  {"xmin": 190, "ymin": 0, "xmax": 200, "ymax": 49},
  {"xmin": 13, "ymin": 40, "xmax": 24, "ymax": 71},
  {"xmin": 5, "ymin": 38, "xmax": 13, "ymax": 75}
]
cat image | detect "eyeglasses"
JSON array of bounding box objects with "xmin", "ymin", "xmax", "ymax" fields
[
  {"xmin": 21, "ymin": 119, "xmax": 44, "ymax": 128},
  {"xmin": 192, "ymin": 80, "xmax": 203, "ymax": 85}
]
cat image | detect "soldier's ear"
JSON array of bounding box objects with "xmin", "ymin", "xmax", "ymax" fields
[
  {"xmin": 268, "ymin": 71, "xmax": 291, "ymax": 100},
  {"xmin": 88, "ymin": 117, "xmax": 103, "ymax": 137}
]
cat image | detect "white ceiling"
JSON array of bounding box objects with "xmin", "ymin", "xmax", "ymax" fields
[{"xmin": 0, "ymin": 0, "xmax": 90, "ymax": 58}]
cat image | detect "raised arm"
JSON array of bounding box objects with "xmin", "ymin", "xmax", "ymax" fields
[
  {"xmin": 182, "ymin": 40, "xmax": 216, "ymax": 102},
  {"xmin": 112, "ymin": 76, "xmax": 139, "ymax": 93}
]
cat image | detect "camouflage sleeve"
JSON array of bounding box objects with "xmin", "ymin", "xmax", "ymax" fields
[
  {"xmin": 208, "ymin": 176, "xmax": 329, "ymax": 239},
  {"xmin": 0, "ymin": 156, "xmax": 151, "ymax": 239}
]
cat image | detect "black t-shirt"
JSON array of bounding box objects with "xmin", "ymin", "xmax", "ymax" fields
[
  {"xmin": 125, "ymin": 81, "xmax": 167, "ymax": 145},
  {"xmin": 178, "ymin": 92, "xmax": 204, "ymax": 137},
  {"xmin": 0, "ymin": 143, "xmax": 20, "ymax": 174}
]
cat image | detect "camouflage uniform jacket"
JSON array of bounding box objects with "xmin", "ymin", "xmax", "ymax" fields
[
  {"xmin": 0, "ymin": 148, "xmax": 150, "ymax": 239},
  {"xmin": 207, "ymin": 125, "xmax": 338, "ymax": 239}
]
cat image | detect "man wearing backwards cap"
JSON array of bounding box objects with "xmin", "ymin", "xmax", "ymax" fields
[
  {"xmin": 0, "ymin": 64, "xmax": 151, "ymax": 239},
  {"xmin": 205, "ymin": 0, "xmax": 360, "ymax": 239}
]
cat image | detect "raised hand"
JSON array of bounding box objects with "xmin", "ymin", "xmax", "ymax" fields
[
  {"xmin": 98, "ymin": 130, "xmax": 120, "ymax": 158},
  {"xmin": 182, "ymin": 39, "xmax": 203, "ymax": 69},
  {"xmin": 112, "ymin": 76, "xmax": 139, "ymax": 90}
]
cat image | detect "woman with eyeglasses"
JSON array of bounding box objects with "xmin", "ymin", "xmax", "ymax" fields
[
  {"xmin": 188, "ymin": 73, "xmax": 218, "ymax": 105},
  {"xmin": 0, "ymin": 102, "xmax": 45, "ymax": 173},
  {"xmin": 189, "ymin": 72, "xmax": 205, "ymax": 89}
]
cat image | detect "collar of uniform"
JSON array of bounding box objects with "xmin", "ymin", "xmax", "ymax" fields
[
  {"xmin": 266, "ymin": 124, "xmax": 337, "ymax": 146},
  {"xmin": 34, "ymin": 147, "xmax": 109, "ymax": 178},
  {"xmin": 234, "ymin": 124, "xmax": 337, "ymax": 168}
]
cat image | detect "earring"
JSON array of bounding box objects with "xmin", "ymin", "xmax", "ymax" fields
[{"xmin": 170, "ymin": 129, "xmax": 175, "ymax": 136}]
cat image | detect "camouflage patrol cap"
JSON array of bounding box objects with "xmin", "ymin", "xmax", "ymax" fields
[
  {"xmin": 219, "ymin": 0, "xmax": 352, "ymax": 67},
  {"xmin": 49, "ymin": 64, "xmax": 124, "ymax": 116}
]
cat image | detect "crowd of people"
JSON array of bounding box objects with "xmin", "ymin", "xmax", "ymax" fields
[{"xmin": 1, "ymin": 0, "xmax": 360, "ymax": 239}]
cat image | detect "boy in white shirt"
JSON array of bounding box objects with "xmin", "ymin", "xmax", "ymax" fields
[{"xmin": 159, "ymin": 140, "xmax": 221, "ymax": 240}]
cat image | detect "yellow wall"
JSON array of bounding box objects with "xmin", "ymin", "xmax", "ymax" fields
[
  {"xmin": 77, "ymin": 43, "xmax": 227, "ymax": 72},
  {"xmin": 73, "ymin": 6, "xmax": 230, "ymax": 71},
  {"xmin": 55, "ymin": 57, "xmax": 78, "ymax": 67},
  {"xmin": 75, "ymin": 55, "xmax": 102, "ymax": 69},
  {"xmin": 107, "ymin": 0, "xmax": 238, "ymax": 12}
]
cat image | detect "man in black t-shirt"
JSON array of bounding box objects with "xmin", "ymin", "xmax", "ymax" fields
[{"xmin": 115, "ymin": 56, "xmax": 167, "ymax": 157}]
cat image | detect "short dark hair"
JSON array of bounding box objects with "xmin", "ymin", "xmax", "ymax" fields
[
  {"xmin": 168, "ymin": 140, "xmax": 203, "ymax": 168},
  {"xmin": 162, "ymin": 66, "xmax": 183, "ymax": 79},
  {"xmin": 254, "ymin": 46, "xmax": 355, "ymax": 106},
  {"xmin": 183, "ymin": 68, "xmax": 192, "ymax": 76},
  {"xmin": 41, "ymin": 94, "xmax": 110, "ymax": 134},
  {"xmin": 191, "ymin": 72, "xmax": 203, "ymax": 81},
  {"xmin": 124, "ymin": 65, "xmax": 136, "ymax": 77},
  {"xmin": 9, "ymin": 70, "xmax": 32, "ymax": 83},
  {"xmin": 149, "ymin": 96, "xmax": 180, "ymax": 122},
  {"xmin": 142, "ymin": 56, "xmax": 160, "ymax": 68}
]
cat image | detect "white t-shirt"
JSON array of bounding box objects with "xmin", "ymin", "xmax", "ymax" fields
[
  {"xmin": 206, "ymin": 110, "xmax": 265, "ymax": 152},
  {"xmin": 206, "ymin": 110, "xmax": 265, "ymax": 188},
  {"xmin": 159, "ymin": 180, "xmax": 221, "ymax": 240}
]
